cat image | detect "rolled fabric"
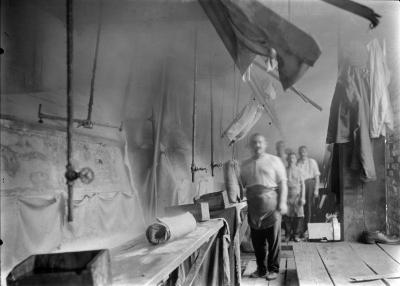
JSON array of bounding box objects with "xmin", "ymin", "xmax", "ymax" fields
[
  {"xmin": 223, "ymin": 160, "xmax": 242, "ymax": 203},
  {"xmin": 146, "ymin": 212, "xmax": 197, "ymax": 245}
]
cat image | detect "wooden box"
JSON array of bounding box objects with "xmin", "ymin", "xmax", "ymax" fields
[
  {"xmin": 194, "ymin": 190, "xmax": 230, "ymax": 211},
  {"xmin": 6, "ymin": 249, "xmax": 111, "ymax": 286},
  {"xmin": 308, "ymin": 221, "xmax": 341, "ymax": 241},
  {"xmin": 165, "ymin": 202, "xmax": 210, "ymax": 221}
]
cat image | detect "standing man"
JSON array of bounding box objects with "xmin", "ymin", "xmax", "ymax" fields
[
  {"xmin": 296, "ymin": 145, "xmax": 320, "ymax": 235},
  {"xmin": 241, "ymin": 133, "xmax": 288, "ymax": 281},
  {"xmin": 275, "ymin": 140, "xmax": 287, "ymax": 167}
]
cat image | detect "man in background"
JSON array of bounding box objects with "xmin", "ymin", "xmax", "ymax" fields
[
  {"xmin": 240, "ymin": 133, "xmax": 288, "ymax": 281},
  {"xmin": 296, "ymin": 145, "xmax": 320, "ymax": 236}
]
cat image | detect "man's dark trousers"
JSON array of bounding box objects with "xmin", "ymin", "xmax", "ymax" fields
[{"xmin": 250, "ymin": 213, "xmax": 281, "ymax": 274}]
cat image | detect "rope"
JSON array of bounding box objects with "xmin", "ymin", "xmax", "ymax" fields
[{"xmin": 87, "ymin": 0, "xmax": 103, "ymax": 122}]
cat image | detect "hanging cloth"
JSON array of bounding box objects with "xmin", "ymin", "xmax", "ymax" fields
[
  {"xmin": 326, "ymin": 64, "xmax": 376, "ymax": 182},
  {"xmin": 198, "ymin": 0, "xmax": 321, "ymax": 90},
  {"xmin": 222, "ymin": 100, "xmax": 264, "ymax": 145},
  {"xmin": 366, "ymin": 38, "xmax": 394, "ymax": 138}
]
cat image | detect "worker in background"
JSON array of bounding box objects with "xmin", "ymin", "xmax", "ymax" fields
[
  {"xmin": 275, "ymin": 140, "xmax": 287, "ymax": 167},
  {"xmin": 240, "ymin": 133, "xmax": 288, "ymax": 281},
  {"xmin": 296, "ymin": 145, "xmax": 320, "ymax": 237},
  {"xmin": 284, "ymin": 152, "xmax": 306, "ymax": 242}
]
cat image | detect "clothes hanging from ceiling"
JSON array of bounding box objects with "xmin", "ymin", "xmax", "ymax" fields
[
  {"xmin": 326, "ymin": 61, "xmax": 376, "ymax": 182},
  {"xmin": 367, "ymin": 38, "xmax": 394, "ymax": 138},
  {"xmin": 222, "ymin": 99, "xmax": 264, "ymax": 146},
  {"xmin": 198, "ymin": 0, "xmax": 321, "ymax": 90}
]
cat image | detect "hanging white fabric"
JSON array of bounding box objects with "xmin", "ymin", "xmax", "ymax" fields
[
  {"xmin": 221, "ymin": 99, "xmax": 264, "ymax": 145},
  {"xmin": 367, "ymin": 38, "xmax": 394, "ymax": 138}
]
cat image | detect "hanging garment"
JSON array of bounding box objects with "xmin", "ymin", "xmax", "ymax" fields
[
  {"xmin": 222, "ymin": 100, "xmax": 264, "ymax": 145},
  {"xmin": 326, "ymin": 65, "xmax": 376, "ymax": 182},
  {"xmin": 198, "ymin": 0, "xmax": 321, "ymax": 90},
  {"xmin": 367, "ymin": 38, "xmax": 394, "ymax": 138}
]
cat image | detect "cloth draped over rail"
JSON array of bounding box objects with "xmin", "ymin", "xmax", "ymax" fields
[
  {"xmin": 367, "ymin": 39, "xmax": 394, "ymax": 138},
  {"xmin": 198, "ymin": 0, "xmax": 321, "ymax": 90}
]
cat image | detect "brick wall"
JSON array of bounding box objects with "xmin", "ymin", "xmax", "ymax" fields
[{"xmin": 387, "ymin": 133, "xmax": 400, "ymax": 235}]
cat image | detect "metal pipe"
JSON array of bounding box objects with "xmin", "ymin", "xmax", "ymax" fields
[
  {"xmin": 210, "ymin": 62, "xmax": 215, "ymax": 176},
  {"xmin": 38, "ymin": 104, "xmax": 123, "ymax": 130},
  {"xmin": 66, "ymin": 0, "xmax": 74, "ymax": 222},
  {"xmin": 191, "ymin": 29, "xmax": 198, "ymax": 182}
]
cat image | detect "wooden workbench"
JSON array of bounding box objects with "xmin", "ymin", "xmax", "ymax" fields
[{"xmin": 110, "ymin": 219, "xmax": 224, "ymax": 286}]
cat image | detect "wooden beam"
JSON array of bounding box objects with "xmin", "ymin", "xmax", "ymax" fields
[{"xmin": 350, "ymin": 273, "xmax": 400, "ymax": 282}]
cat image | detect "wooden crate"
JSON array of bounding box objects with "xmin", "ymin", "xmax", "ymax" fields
[
  {"xmin": 165, "ymin": 202, "xmax": 210, "ymax": 221},
  {"xmin": 194, "ymin": 190, "xmax": 230, "ymax": 211},
  {"xmin": 7, "ymin": 249, "xmax": 111, "ymax": 286}
]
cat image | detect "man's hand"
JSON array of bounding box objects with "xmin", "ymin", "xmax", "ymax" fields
[
  {"xmin": 299, "ymin": 198, "xmax": 306, "ymax": 206},
  {"xmin": 279, "ymin": 202, "xmax": 288, "ymax": 215},
  {"xmin": 313, "ymin": 190, "xmax": 319, "ymax": 199}
]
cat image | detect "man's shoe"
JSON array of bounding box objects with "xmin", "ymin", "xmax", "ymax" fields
[
  {"xmin": 361, "ymin": 231, "xmax": 400, "ymax": 245},
  {"xmin": 249, "ymin": 269, "xmax": 267, "ymax": 278},
  {"xmin": 294, "ymin": 236, "xmax": 301, "ymax": 242},
  {"xmin": 266, "ymin": 272, "xmax": 279, "ymax": 281}
]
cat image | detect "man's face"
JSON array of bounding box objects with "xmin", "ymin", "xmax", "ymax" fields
[
  {"xmin": 288, "ymin": 154, "xmax": 297, "ymax": 165},
  {"xmin": 251, "ymin": 135, "xmax": 267, "ymax": 156},
  {"xmin": 276, "ymin": 142, "xmax": 285, "ymax": 155},
  {"xmin": 299, "ymin": 147, "xmax": 308, "ymax": 159}
]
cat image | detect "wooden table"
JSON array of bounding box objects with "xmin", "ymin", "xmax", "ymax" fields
[
  {"xmin": 110, "ymin": 219, "xmax": 223, "ymax": 286},
  {"xmin": 293, "ymin": 242, "xmax": 400, "ymax": 286}
]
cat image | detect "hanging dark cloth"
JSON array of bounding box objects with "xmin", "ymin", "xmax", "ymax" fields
[
  {"xmin": 326, "ymin": 64, "xmax": 376, "ymax": 182},
  {"xmin": 320, "ymin": 0, "xmax": 381, "ymax": 29},
  {"xmin": 198, "ymin": 0, "xmax": 321, "ymax": 90}
]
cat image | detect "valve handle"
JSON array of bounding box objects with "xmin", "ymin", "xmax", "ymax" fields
[{"xmin": 79, "ymin": 167, "xmax": 95, "ymax": 184}]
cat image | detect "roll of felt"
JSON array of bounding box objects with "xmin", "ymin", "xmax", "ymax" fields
[
  {"xmin": 146, "ymin": 212, "xmax": 197, "ymax": 245},
  {"xmin": 223, "ymin": 160, "xmax": 242, "ymax": 203}
]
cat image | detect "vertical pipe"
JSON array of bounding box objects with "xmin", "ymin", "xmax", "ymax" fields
[
  {"xmin": 66, "ymin": 0, "xmax": 74, "ymax": 222},
  {"xmin": 191, "ymin": 29, "xmax": 198, "ymax": 183},
  {"xmin": 210, "ymin": 62, "xmax": 214, "ymax": 177}
]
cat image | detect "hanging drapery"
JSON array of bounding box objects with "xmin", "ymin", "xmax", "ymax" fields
[
  {"xmin": 198, "ymin": 0, "xmax": 321, "ymax": 90},
  {"xmin": 367, "ymin": 38, "xmax": 394, "ymax": 138}
]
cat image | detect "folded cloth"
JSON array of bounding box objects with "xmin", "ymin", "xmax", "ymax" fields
[{"xmin": 146, "ymin": 212, "xmax": 196, "ymax": 244}]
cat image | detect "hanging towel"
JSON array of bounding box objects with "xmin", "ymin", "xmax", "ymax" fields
[
  {"xmin": 367, "ymin": 38, "xmax": 394, "ymax": 138},
  {"xmin": 222, "ymin": 100, "xmax": 264, "ymax": 145}
]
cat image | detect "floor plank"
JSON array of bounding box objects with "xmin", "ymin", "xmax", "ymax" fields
[
  {"xmin": 268, "ymin": 258, "xmax": 286, "ymax": 286},
  {"xmin": 377, "ymin": 244, "xmax": 400, "ymax": 264},
  {"xmin": 316, "ymin": 242, "xmax": 385, "ymax": 286},
  {"xmin": 286, "ymin": 258, "xmax": 299, "ymax": 286},
  {"xmin": 350, "ymin": 243, "xmax": 400, "ymax": 286},
  {"xmin": 292, "ymin": 243, "xmax": 334, "ymax": 286}
]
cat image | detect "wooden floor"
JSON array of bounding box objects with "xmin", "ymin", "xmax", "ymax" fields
[{"xmin": 241, "ymin": 242, "xmax": 400, "ymax": 286}]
